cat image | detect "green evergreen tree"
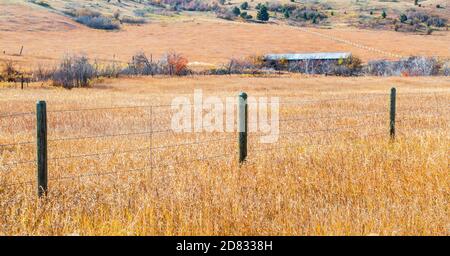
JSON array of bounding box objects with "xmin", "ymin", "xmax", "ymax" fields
[
  {"xmin": 240, "ymin": 2, "xmax": 249, "ymax": 10},
  {"xmin": 257, "ymin": 5, "xmax": 269, "ymax": 21},
  {"xmin": 232, "ymin": 6, "xmax": 241, "ymax": 16},
  {"xmin": 400, "ymin": 14, "xmax": 407, "ymax": 23}
]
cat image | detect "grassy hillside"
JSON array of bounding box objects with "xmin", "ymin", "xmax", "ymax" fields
[{"xmin": 1, "ymin": 0, "xmax": 449, "ymax": 70}]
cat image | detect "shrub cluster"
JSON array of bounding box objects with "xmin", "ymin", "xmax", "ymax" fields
[
  {"xmin": 258, "ymin": 2, "xmax": 327, "ymax": 24},
  {"xmin": 205, "ymin": 56, "xmax": 264, "ymax": 75},
  {"xmin": 265, "ymin": 56, "xmax": 362, "ymax": 76},
  {"xmin": 152, "ymin": 0, "xmax": 219, "ymax": 12},
  {"xmin": 365, "ymin": 57, "xmax": 441, "ymax": 76},
  {"xmin": 120, "ymin": 16, "xmax": 147, "ymax": 24},
  {"xmin": 75, "ymin": 16, "xmax": 120, "ymax": 30},
  {"xmin": 37, "ymin": 52, "xmax": 189, "ymax": 88},
  {"xmin": 0, "ymin": 60, "xmax": 21, "ymax": 82},
  {"xmin": 65, "ymin": 8, "xmax": 120, "ymax": 30},
  {"xmin": 29, "ymin": 0, "xmax": 52, "ymax": 8},
  {"xmin": 210, "ymin": 56, "xmax": 448, "ymax": 77},
  {"xmin": 394, "ymin": 9, "xmax": 447, "ymax": 33},
  {"xmin": 289, "ymin": 7, "xmax": 328, "ymax": 24},
  {"xmin": 405, "ymin": 9, "xmax": 447, "ymax": 27},
  {"xmin": 443, "ymin": 62, "xmax": 450, "ymax": 76},
  {"xmin": 122, "ymin": 52, "xmax": 190, "ymax": 76},
  {"xmin": 216, "ymin": 7, "xmax": 239, "ymax": 20},
  {"xmin": 5, "ymin": 52, "xmax": 448, "ymax": 90},
  {"xmin": 33, "ymin": 64, "xmax": 56, "ymax": 82},
  {"xmin": 52, "ymin": 55, "xmax": 95, "ymax": 88}
]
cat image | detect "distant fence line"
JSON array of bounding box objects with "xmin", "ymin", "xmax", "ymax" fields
[{"xmin": 0, "ymin": 88, "xmax": 448, "ymax": 197}]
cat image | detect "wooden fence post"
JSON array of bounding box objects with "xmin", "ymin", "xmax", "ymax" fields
[
  {"xmin": 238, "ymin": 92, "xmax": 248, "ymax": 164},
  {"xmin": 390, "ymin": 87, "xmax": 396, "ymax": 139},
  {"xmin": 36, "ymin": 101, "xmax": 48, "ymax": 197}
]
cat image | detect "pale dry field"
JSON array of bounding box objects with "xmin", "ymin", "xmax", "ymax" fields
[{"xmin": 0, "ymin": 75, "xmax": 449, "ymax": 235}]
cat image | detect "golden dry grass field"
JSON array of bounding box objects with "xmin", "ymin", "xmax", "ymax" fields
[{"xmin": 0, "ymin": 75, "xmax": 449, "ymax": 235}]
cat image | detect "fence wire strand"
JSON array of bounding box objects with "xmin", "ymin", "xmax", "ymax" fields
[
  {"xmin": 2, "ymin": 92, "xmax": 449, "ymax": 188},
  {"xmin": 46, "ymin": 151, "xmax": 235, "ymax": 183}
]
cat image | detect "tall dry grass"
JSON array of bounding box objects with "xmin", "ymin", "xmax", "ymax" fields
[{"xmin": 0, "ymin": 75, "xmax": 449, "ymax": 235}]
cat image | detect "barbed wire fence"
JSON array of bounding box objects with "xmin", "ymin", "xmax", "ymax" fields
[{"xmin": 0, "ymin": 88, "xmax": 448, "ymax": 196}]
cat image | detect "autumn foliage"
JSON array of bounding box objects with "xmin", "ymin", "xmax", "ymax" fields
[{"xmin": 166, "ymin": 52, "xmax": 189, "ymax": 76}]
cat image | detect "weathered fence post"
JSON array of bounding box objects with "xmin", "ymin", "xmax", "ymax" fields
[
  {"xmin": 238, "ymin": 92, "xmax": 248, "ymax": 164},
  {"xmin": 390, "ymin": 87, "xmax": 396, "ymax": 140},
  {"xmin": 36, "ymin": 101, "xmax": 48, "ymax": 197}
]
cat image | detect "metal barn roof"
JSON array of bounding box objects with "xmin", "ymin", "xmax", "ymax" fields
[{"xmin": 264, "ymin": 52, "xmax": 352, "ymax": 61}]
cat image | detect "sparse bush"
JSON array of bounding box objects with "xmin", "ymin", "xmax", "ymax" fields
[
  {"xmin": 285, "ymin": 60, "xmax": 332, "ymax": 74},
  {"xmin": 66, "ymin": 8, "xmax": 120, "ymax": 30},
  {"xmin": 75, "ymin": 16, "xmax": 120, "ymax": 30},
  {"xmin": 382, "ymin": 10, "xmax": 387, "ymax": 19},
  {"xmin": 52, "ymin": 55, "xmax": 95, "ymax": 88},
  {"xmin": 282, "ymin": 4, "xmax": 297, "ymax": 12},
  {"xmin": 0, "ymin": 60, "xmax": 21, "ymax": 82},
  {"xmin": 74, "ymin": 8, "xmax": 102, "ymax": 18},
  {"xmin": 267, "ymin": 2, "xmax": 283, "ymax": 12},
  {"xmin": 265, "ymin": 55, "xmax": 362, "ymax": 76},
  {"xmin": 166, "ymin": 52, "xmax": 189, "ymax": 76},
  {"xmin": 123, "ymin": 52, "xmax": 157, "ymax": 76},
  {"xmin": 443, "ymin": 62, "xmax": 450, "ymax": 76},
  {"xmin": 32, "ymin": 64, "xmax": 55, "ymax": 82},
  {"xmin": 30, "ymin": 0, "xmax": 52, "ymax": 8},
  {"xmin": 123, "ymin": 52, "xmax": 189, "ymax": 76},
  {"xmin": 216, "ymin": 8, "xmax": 236, "ymax": 20},
  {"xmin": 332, "ymin": 56, "xmax": 363, "ymax": 76},
  {"xmin": 290, "ymin": 8, "xmax": 327, "ymax": 23},
  {"xmin": 406, "ymin": 9, "xmax": 447, "ymax": 27},
  {"xmin": 134, "ymin": 8, "xmax": 152, "ymax": 17},
  {"xmin": 365, "ymin": 57, "xmax": 440, "ymax": 76},
  {"xmin": 94, "ymin": 60, "xmax": 123, "ymax": 78},
  {"xmin": 160, "ymin": 0, "xmax": 219, "ymax": 12},
  {"xmin": 214, "ymin": 56, "xmax": 263, "ymax": 74},
  {"xmin": 370, "ymin": 8, "xmax": 446, "ymax": 34},
  {"xmin": 427, "ymin": 16, "xmax": 447, "ymax": 27},
  {"xmin": 113, "ymin": 9, "xmax": 120, "ymax": 20},
  {"xmin": 121, "ymin": 16, "xmax": 147, "ymax": 24}
]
